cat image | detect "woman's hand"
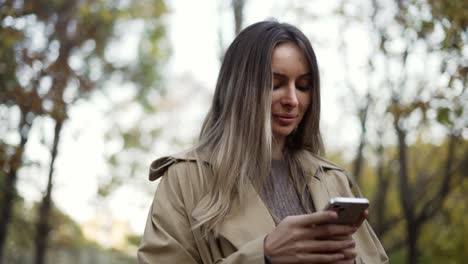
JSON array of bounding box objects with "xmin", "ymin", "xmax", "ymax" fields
[{"xmin": 264, "ymin": 210, "xmax": 367, "ymax": 263}]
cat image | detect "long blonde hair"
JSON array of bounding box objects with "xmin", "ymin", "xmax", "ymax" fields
[{"xmin": 192, "ymin": 20, "xmax": 324, "ymax": 235}]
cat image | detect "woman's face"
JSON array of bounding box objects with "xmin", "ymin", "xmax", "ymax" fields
[{"xmin": 270, "ymin": 42, "xmax": 311, "ymax": 144}]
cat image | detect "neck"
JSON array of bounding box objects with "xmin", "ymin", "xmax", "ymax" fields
[{"xmin": 272, "ymin": 137, "xmax": 285, "ymax": 160}]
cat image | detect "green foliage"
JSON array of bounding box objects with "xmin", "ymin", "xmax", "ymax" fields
[
  {"xmin": 328, "ymin": 136, "xmax": 468, "ymax": 262},
  {"xmin": 126, "ymin": 234, "xmax": 142, "ymax": 248},
  {"xmin": 388, "ymin": 249, "xmax": 407, "ymax": 264},
  {"xmin": 418, "ymin": 174, "xmax": 468, "ymax": 263},
  {"xmin": 3, "ymin": 191, "xmax": 137, "ymax": 263},
  {"xmin": 0, "ymin": 0, "xmax": 168, "ymax": 261},
  {"xmin": 426, "ymin": 0, "xmax": 467, "ymax": 51},
  {"xmin": 5, "ymin": 198, "xmax": 83, "ymax": 260},
  {"xmin": 399, "ymin": 0, "xmax": 467, "ymax": 131},
  {"xmin": 436, "ymin": 107, "xmax": 452, "ymax": 126},
  {"xmin": 0, "ymin": 0, "xmax": 168, "ymax": 114}
]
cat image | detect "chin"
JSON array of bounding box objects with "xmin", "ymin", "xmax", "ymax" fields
[{"xmin": 272, "ymin": 128, "xmax": 294, "ymax": 139}]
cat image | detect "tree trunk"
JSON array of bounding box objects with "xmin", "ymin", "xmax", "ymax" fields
[
  {"xmin": 353, "ymin": 137, "xmax": 365, "ymax": 185},
  {"xmin": 394, "ymin": 117, "xmax": 417, "ymax": 264},
  {"xmin": 407, "ymin": 222, "xmax": 419, "ymax": 264},
  {"xmin": 373, "ymin": 132, "xmax": 390, "ymax": 237},
  {"xmin": 352, "ymin": 99, "xmax": 370, "ymax": 185},
  {"xmin": 0, "ymin": 110, "xmax": 32, "ymax": 264},
  {"xmin": 33, "ymin": 119, "xmax": 63, "ymax": 264},
  {"xmin": 232, "ymin": 0, "xmax": 245, "ymax": 35}
]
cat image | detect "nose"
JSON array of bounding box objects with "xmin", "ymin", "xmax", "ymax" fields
[{"xmin": 280, "ymin": 83, "xmax": 299, "ymax": 108}]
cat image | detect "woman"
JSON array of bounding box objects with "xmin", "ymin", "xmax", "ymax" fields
[{"xmin": 138, "ymin": 21, "xmax": 388, "ymax": 264}]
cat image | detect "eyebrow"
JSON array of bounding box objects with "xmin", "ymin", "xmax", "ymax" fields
[{"xmin": 273, "ymin": 72, "xmax": 313, "ymax": 78}]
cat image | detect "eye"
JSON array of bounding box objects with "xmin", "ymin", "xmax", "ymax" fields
[
  {"xmin": 273, "ymin": 77, "xmax": 283, "ymax": 89},
  {"xmin": 296, "ymin": 78, "xmax": 311, "ymax": 91}
]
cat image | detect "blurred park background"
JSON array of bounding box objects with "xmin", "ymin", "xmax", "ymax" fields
[{"xmin": 0, "ymin": 0, "xmax": 467, "ymax": 263}]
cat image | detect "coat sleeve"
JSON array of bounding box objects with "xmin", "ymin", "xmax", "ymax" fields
[
  {"xmin": 138, "ymin": 161, "xmax": 204, "ymax": 263},
  {"xmin": 213, "ymin": 237, "xmax": 266, "ymax": 264},
  {"xmin": 138, "ymin": 162, "xmax": 268, "ymax": 264}
]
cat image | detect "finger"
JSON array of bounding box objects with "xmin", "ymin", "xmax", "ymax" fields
[
  {"xmin": 353, "ymin": 209, "xmax": 369, "ymax": 228},
  {"xmin": 295, "ymin": 239, "xmax": 355, "ymax": 253},
  {"xmin": 288, "ymin": 211, "xmax": 338, "ymax": 227},
  {"xmin": 331, "ymin": 260, "xmax": 355, "ymax": 264},
  {"xmin": 299, "ymin": 224, "xmax": 355, "ymax": 240},
  {"xmin": 291, "ymin": 227, "xmax": 356, "ymax": 241},
  {"xmin": 295, "ymin": 252, "xmax": 345, "ymax": 263},
  {"xmin": 326, "ymin": 235, "xmax": 352, "ymax": 241},
  {"xmin": 312, "ymin": 224, "xmax": 357, "ymax": 239},
  {"xmin": 340, "ymin": 247, "xmax": 357, "ymax": 260}
]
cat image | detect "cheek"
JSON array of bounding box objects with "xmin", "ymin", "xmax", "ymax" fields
[
  {"xmin": 270, "ymin": 93, "xmax": 281, "ymax": 110},
  {"xmin": 299, "ymin": 93, "xmax": 311, "ymax": 113}
]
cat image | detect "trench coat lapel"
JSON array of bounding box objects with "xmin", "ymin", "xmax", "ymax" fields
[
  {"xmin": 218, "ymin": 182, "xmax": 276, "ymax": 249},
  {"xmin": 217, "ymin": 154, "xmax": 344, "ymax": 249},
  {"xmin": 305, "ymin": 154, "xmax": 343, "ymax": 213},
  {"xmin": 150, "ymin": 151, "xmax": 276, "ymax": 249},
  {"xmin": 307, "ymin": 172, "xmax": 331, "ymax": 212}
]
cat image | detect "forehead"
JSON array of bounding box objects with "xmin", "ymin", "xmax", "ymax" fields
[{"xmin": 271, "ymin": 42, "xmax": 310, "ymax": 74}]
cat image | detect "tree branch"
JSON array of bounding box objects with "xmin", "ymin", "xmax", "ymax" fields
[{"xmin": 416, "ymin": 134, "xmax": 465, "ymax": 225}]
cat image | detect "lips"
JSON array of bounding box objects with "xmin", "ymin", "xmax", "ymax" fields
[{"xmin": 272, "ymin": 114, "xmax": 298, "ymax": 125}]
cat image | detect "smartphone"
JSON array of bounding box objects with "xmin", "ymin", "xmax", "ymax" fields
[{"xmin": 323, "ymin": 197, "xmax": 369, "ymax": 225}]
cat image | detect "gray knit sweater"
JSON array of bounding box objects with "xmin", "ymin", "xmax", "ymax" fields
[{"xmin": 259, "ymin": 159, "xmax": 315, "ymax": 225}]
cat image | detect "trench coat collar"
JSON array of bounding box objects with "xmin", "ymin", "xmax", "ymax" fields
[
  {"xmin": 149, "ymin": 149, "xmax": 210, "ymax": 181},
  {"xmin": 148, "ymin": 149, "xmax": 343, "ymax": 182},
  {"xmin": 148, "ymin": 150, "xmax": 344, "ymax": 249}
]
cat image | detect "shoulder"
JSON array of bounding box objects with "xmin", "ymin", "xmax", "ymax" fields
[
  {"xmin": 311, "ymin": 153, "xmax": 346, "ymax": 172},
  {"xmin": 299, "ymin": 150, "xmax": 357, "ymax": 190},
  {"xmin": 148, "ymin": 149, "xmax": 211, "ymax": 181},
  {"xmin": 149, "ymin": 150, "xmax": 211, "ymax": 209},
  {"xmin": 298, "ymin": 149, "xmax": 346, "ymax": 172}
]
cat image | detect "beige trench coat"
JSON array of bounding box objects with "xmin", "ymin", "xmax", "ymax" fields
[{"xmin": 138, "ymin": 151, "xmax": 389, "ymax": 264}]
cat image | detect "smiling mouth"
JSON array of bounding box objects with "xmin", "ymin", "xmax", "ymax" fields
[
  {"xmin": 272, "ymin": 114, "xmax": 297, "ymax": 125},
  {"xmin": 273, "ymin": 114, "xmax": 297, "ymax": 119}
]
